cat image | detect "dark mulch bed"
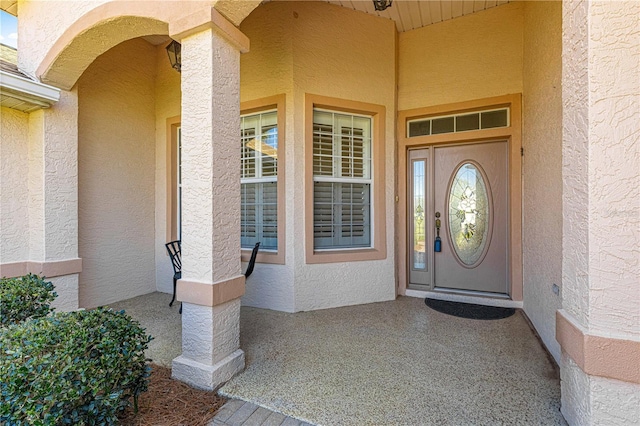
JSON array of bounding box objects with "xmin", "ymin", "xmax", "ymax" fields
[{"xmin": 119, "ymin": 364, "xmax": 226, "ymax": 426}]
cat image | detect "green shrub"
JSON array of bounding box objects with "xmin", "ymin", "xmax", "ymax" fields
[
  {"xmin": 0, "ymin": 274, "xmax": 57, "ymax": 327},
  {"xmin": 0, "ymin": 308, "xmax": 152, "ymax": 425}
]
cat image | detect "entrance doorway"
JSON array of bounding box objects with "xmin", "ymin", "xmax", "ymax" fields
[{"xmin": 408, "ymin": 141, "xmax": 509, "ymax": 295}]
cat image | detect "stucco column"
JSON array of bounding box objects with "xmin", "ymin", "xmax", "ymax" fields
[
  {"xmin": 27, "ymin": 89, "xmax": 81, "ymax": 311},
  {"xmin": 168, "ymin": 8, "xmax": 250, "ymax": 390},
  {"xmin": 559, "ymin": 1, "xmax": 640, "ymax": 424}
]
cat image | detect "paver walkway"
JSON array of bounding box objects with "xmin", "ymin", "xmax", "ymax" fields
[{"xmin": 209, "ymin": 399, "xmax": 313, "ymax": 426}]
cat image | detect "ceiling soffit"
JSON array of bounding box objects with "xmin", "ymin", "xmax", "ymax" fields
[{"xmin": 262, "ymin": 0, "xmax": 510, "ymax": 33}]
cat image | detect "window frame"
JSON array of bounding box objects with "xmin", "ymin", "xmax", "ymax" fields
[
  {"xmin": 166, "ymin": 116, "xmax": 181, "ymax": 243},
  {"xmin": 312, "ymin": 109, "xmax": 373, "ymax": 250},
  {"xmin": 305, "ymin": 94, "xmax": 387, "ymax": 264},
  {"xmin": 240, "ymin": 94, "xmax": 286, "ymax": 265}
]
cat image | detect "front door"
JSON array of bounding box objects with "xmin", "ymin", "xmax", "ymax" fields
[{"xmin": 408, "ymin": 141, "xmax": 509, "ymax": 295}]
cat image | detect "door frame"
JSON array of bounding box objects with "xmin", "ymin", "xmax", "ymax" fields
[{"xmin": 396, "ymin": 94, "xmax": 522, "ymax": 301}]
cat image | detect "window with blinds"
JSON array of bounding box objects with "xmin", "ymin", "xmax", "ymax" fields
[
  {"xmin": 313, "ymin": 109, "xmax": 372, "ymax": 249},
  {"xmin": 241, "ymin": 110, "xmax": 278, "ymax": 250}
]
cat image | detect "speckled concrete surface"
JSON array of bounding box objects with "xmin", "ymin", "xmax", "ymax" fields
[
  {"xmin": 220, "ymin": 297, "xmax": 566, "ymax": 426},
  {"xmin": 108, "ymin": 292, "xmax": 181, "ymax": 367}
]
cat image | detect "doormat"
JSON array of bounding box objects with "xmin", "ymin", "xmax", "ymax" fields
[{"xmin": 425, "ymin": 298, "xmax": 515, "ymax": 320}]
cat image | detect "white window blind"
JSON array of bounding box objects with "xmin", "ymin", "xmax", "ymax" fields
[
  {"xmin": 313, "ymin": 109, "xmax": 372, "ymax": 249},
  {"xmin": 241, "ymin": 110, "xmax": 278, "ymax": 250}
]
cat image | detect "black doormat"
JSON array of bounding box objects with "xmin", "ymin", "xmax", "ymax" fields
[{"xmin": 425, "ymin": 298, "xmax": 515, "ymax": 320}]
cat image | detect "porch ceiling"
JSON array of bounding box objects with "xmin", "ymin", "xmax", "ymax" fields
[
  {"xmin": 323, "ymin": 0, "xmax": 510, "ymax": 32},
  {"xmin": 1, "ymin": 1, "xmax": 511, "ymax": 33}
]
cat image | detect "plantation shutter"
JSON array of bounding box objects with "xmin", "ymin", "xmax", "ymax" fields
[
  {"xmin": 313, "ymin": 110, "xmax": 372, "ymax": 249},
  {"xmin": 241, "ymin": 111, "xmax": 278, "ymax": 250}
]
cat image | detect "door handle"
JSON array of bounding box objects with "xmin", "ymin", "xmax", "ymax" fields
[{"xmin": 435, "ymin": 212, "xmax": 442, "ymax": 252}]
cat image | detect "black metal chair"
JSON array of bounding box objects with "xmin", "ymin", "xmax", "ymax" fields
[
  {"xmin": 244, "ymin": 242, "xmax": 260, "ymax": 278},
  {"xmin": 165, "ymin": 240, "xmax": 181, "ymax": 309},
  {"xmin": 165, "ymin": 240, "xmax": 260, "ymax": 314}
]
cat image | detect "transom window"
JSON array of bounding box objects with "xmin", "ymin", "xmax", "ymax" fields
[
  {"xmin": 241, "ymin": 110, "xmax": 278, "ymax": 251},
  {"xmin": 313, "ymin": 109, "xmax": 372, "ymax": 249},
  {"xmin": 407, "ymin": 107, "xmax": 509, "ymax": 138}
]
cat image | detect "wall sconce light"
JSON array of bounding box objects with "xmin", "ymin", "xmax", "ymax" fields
[
  {"xmin": 166, "ymin": 40, "xmax": 181, "ymax": 73},
  {"xmin": 372, "ymin": 0, "xmax": 393, "ymax": 11}
]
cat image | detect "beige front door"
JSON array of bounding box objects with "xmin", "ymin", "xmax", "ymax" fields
[
  {"xmin": 408, "ymin": 141, "xmax": 509, "ymax": 295},
  {"xmin": 434, "ymin": 141, "xmax": 509, "ymax": 294}
]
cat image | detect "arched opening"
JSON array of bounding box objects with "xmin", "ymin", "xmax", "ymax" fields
[
  {"xmin": 77, "ymin": 35, "xmax": 179, "ymax": 308},
  {"xmin": 38, "ymin": 16, "xmax": 169, "ymax": 90},
  {"xmin": 37, "ymin": 1, "xmax": 263, "ymax": 90}
]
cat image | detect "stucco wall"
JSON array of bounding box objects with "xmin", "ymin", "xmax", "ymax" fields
[
  {"xmin": 561, "ymin": 0, "xmax": 640, "ymax": 423},
  {"xmin": 77, "ymin": 38, "xmax": 157, "ymax": 308},
  {"xmin": 586, "ymin": 0, "xmax": 639, "ymax": 339},
  {"xmin": 522, "ymin": 1, "xmax": 563, "ymax": 364},
  {"xmin": 584, "ymin": 2, "xmax": 640, "ymax": 419},
  {"xmin": 27, "ymin": 109, "xmax": 44, "ymax": 261},
  {"xmin": 154, "ymin": 41, "xmax": 181, "ymax": 295},
  {"xmin": 398, "ymin": 2, "xmax": 523, "ymax": 110},
  {"xmin": 562, "ymin": 0, "xmax": 590, "ymax": 333},
  {"xmin": 239, "ymin": 1, "xmax": 295, "ymax": 312},
  {"xmin": 237, "ymin": 2, "xmax": 397, "ymax": 312},
  {"xmin": 16, "ymin": 0, "xmax": 216, "ymax": 81},
  {"xmin": 17, "ymin": 0, "xmax": 108, "ymax": 78},
  {"xmin": 148, "ymin": 3, "xmax": 296, "ymax": 309},
  {"xmin": 0, "ymin": 107, "xmax": 30, "ymax": 263},
  {"xmin": 562, "ymin": 0, "xmax": 640, "ymax": 350},
  {"xmin": 1, "ymin": 98, "xmax": 80, "ymax": 311},
  {"xmin": 591, "ymin": 375, "xmax": 640, "ymax": 425},
  {"xmin": 291, "ymin": 2, "xmax": 397, "ymax": 311}
]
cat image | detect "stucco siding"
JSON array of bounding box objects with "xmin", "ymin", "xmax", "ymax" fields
[
  {"xmin": 237, "ymin": 2, "xmax": 397, "ymax": 312},
  {"xmin": 240, "ymin": 1, "xmax": 293, "ymax": 102},
  {"xmin": 0, "ymin": 107, "xmax": 30, "ymax": 263},
  {"xmin": 560, "ymin": 352, "xmax": 591, "ymax": 425},
  {"xmin": 239, "ymin": 2, "xmax": 296, "ymax": 312},
  {"xmin": 27, "ymin": 109, "xmax": 45, "ymax": 261},
  {"xmin": 591, "ymin": 375, "xmax": 640, "ymax": 425},
  {"xmin": 586, "ymin": 0, "xmax": 640, "ymax": 338},
  {"xmin": 78, "ymin": 38, "xmax": 157, "ymax": 308},
  {"xmin": 562, "ymin": 0, "xmax": 591, "ymax": 333},
  {"xmin": 522, "ymin": 1, "xmax": 563, "ymax": 364},
  {"xmin": 41, "ymin": 91, "xmax": 79, "ymax": 261},
  {"xmin": 398, "ymin": 2, "xmax": 523, "ymax": 111},
  {"xmin": 561, "ymin": 0, "xmax": 640, "ymax": 423},
  {"xmin": 179, "ymin": 28, "xmax": 244, "ymax": 284},
  {"xmin": 155, "ymin": 43, "xmax": 182, "ymax": 295},
  {"xmin": 17, "ymin": 0, "xmax": 220, "ymax": 82},
  {"xmin": 18, "ymin": 0, "xmax": 108, "ymax": 78},
  {"xmin": 291, "ymin": 2, "xmax": 397, "ymax": 311}
]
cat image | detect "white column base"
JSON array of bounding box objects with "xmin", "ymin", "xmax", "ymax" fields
[
  {"xmin": 171, "ymin": 349, "xmax": 245, "ymax": 391},
  {"xmin": 561, "ymin": 352, "xmax": 640, "ymax": 426}
]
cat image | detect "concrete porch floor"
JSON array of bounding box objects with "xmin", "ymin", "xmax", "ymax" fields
[{"xmin": 110, "ymin": 293, "xmax": 566, "ymax": 425}]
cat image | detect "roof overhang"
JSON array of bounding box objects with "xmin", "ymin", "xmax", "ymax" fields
[
  {"xmin": 0, "ymin": 69, "xmax": 60, "ymax": 112},
  {"xmin": 0, "ymin": 0, "xmax": 17, "ymax": 16}
]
